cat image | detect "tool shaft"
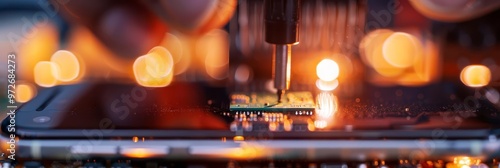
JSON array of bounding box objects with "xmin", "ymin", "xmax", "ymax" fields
[{"xmin": 274, "ymin": 44, "xmax": 291, "ymax": 102}]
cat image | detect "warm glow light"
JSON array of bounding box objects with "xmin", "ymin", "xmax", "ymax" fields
[
  {"xmin": 283, "ymin": 118, "xmax": 293, "ymax": 131},
  {"xmin": 453, "ymin": 157, "xmax": 473, "ymax": 166},
  {"xmin": 50, "ymin": 50, "xmax": 81, "ymax": 82},
  {"xmin": 362, "ymin": 30, "xmax": 407, "ymax": 78},
  {"xmin": 362, "ymin": 29, "xmax": 439, "ymax": 86},
  {"xmin": 314, "ymin": 120, "xmax": 328, "ymax": 129},
  {"xmin": 161, "ymin": 33, "xmax": 183, "ymax": 64},
  {"xmin": 449, "ymin": 156, "xmax": 484, "ymax": 168},
  {"xmin": 34, "ymin": 61, "xmax": 58, "ymax": 87},
  {"xmin": 233, "ymin": 136, "xmax": 245, "ymax": 141},
  {"xmin": 15, "ymin": 83, "xmax": 36, "ymax": 103},
  {"xmin": 145, "ymin": 46, "xmax": 174, "ymax": 78},
  {"xmin": 307, "ymin": 119, "xmax": 316, "ymax": 131},
  {"xmin": 382, "ymin": 32, "xmax": 420, "ymax": 68},
  {"xmin": 228, "ymin": 146, "xmax": 258, "ymax": 159},
  {"xmin": 359, "ymin": 29, "xmax": 394, "ymax": 67},
  {"xmin": 160, "ymin": 33, "xmax": 190, "ymax": 75},
  {"xmin": 460, "ymin": 65, "xmax": 491, "ymax": 87},
  {"xmin": 269, "ymin": 122, "xmax": 278, "ymax": 132},
  {"xmin": 66, "ymin": 26, "xmax": 129, "ymax": 79},
  {"xmin": 316, "ymin": 79, "xmax": 339, "ymax": 91},
  {"xmin": 122, "ymin": 147, "xmax": 166, "ymax": 158},
  {"xmin": 316, "ymin": 92, "xmax": 338, "ymax": 119},
  {"xmin": 316, "ymin": 59, "xmax": 340, "ymax": 81},
  {"xmin": 190, "ymin": 144, "xmax": 264, "ymax": 159},
  {"xmin": 198, "ymin": 29, "xmax": 230, "ymax": 80},
  {"xmin": 18, "ymin": 22, "xmax": 59, "ymax": 83},
  {"xmin": 133, "ymin": 46, "xmax": 174, "ymax": 87}
]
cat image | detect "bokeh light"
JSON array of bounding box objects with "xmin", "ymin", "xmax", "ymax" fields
[
  {"xmin": 359, "ymin": 29, "xmax": 394, "ymax": 67},
  {"xmin": 15, "ymin": 83, "xmax": 37, "ymax": 103},
  {"xmin": 382, "ymin": 32, "xmax": 420, "ymax": 68},
  {"xmin": 197, "ymin": 29, "xmax": 230, "ymax": 80},
  {"xmin": 316, "ymin": 79, "xmax": 339, "ymax": 91},
  {"xmin": 460, "ymin": 65, "xmax": 491, "ymax": 87},
  {"xmin": 18, "ymin": 22, "xmax": 59, "ymax": 83},
  {"xmin": 50, "ymin": 50, "xmax": 80, "ymax": 82},
  {"xmin": 316, "ymin": 59, "xmax": 340, "ymax": 81},
  {"xmin": 145, "ymin": 46, "xmax": 174, "ymax": 78},
  {"xmin": 133, "ymin": 46, "xmax": 174, "ymax": 87},
  {"xmin": 34, "ymin": 61, "xmax": 58, "ymax": 87},
  {"xmin": 66, "ymin": 26, "xmax": 129, "ymax": 79},
  {"xmin": 160, "ymin": 33, "xmax": 191, "ymax": 75},
  {"xmin": 121, "ymin": 147, "xmax": 165, "ymax": 158},
  {"xmin": 359, "ymin": 29, "xmax": 437, "ymax": 86},
  {"xmin": 235, "ymin": 64, "xmax": 252, "ymax": 83},
  {"xmin": 315, "ymin": 92, "xmax": 338, "ymax": 119}
]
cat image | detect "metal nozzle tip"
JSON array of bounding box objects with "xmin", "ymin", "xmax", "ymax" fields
[{"xmin": 277, "ymin": 89, "xmax": 284, "ymax": 103}]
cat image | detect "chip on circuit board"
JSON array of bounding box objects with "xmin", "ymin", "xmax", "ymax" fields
[{"xmin": 230, "ymin": 92, "xmax": 315, "ymax": 114}]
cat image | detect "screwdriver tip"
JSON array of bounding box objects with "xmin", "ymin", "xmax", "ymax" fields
[{"xmin": 277, "ymin": 89, "xmax": 283, "ymax": 103}]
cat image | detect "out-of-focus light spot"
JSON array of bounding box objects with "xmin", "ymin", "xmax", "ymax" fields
[
  {"xmin": 449, "ymin": 156, "xmax": 483, "ymax": 168},
  {"xmin": 382, "ymin": 32, "xmax": 420, "ymax": 68},
  {"xmin": 233, "ymin": 136, "xmax": 244, "ymax": 141},
  {"xmin": 191, "ymin": 145, "xmax": 263, "ymax": 160},
  {"xmin": 359, "ymin": 29, "xmax": 394, "ymax": 67},
  {"xmin": 121, "ymin": 147, "xmax": 165, "ymax": 158},
  {"xmin": 198, "ymin": 29, "xmax": 230, "ymax": 80},
  {"xmin": 160, "ymin": 33, "xmax": 191, "ymax": 75},
  {"xmin": 18, "ymin": 22, "xmax": 59, "ymax": 83},
  {"xmin": 454, "ymin": 157, "xmax": 472, "ymax": 165},
  {"xmin": 307, "ymin": 119, "xmax": 316, "ymax": 131},
  {"xmin": 133, "ymin": 46, "xmax": 174, "ymax": 87},
  {"xmin": 269, "ymin": 122, "xmax": 278, "ymax": 132},
  {"xmin": 316, "ymin": 92, "xmax": 337, "ymax": 119},
  {"xmin": 228, "ymin": 146, "xmax": 260, "ymax": 159},
  {"xmin": 34, "ymin": 61, "xmax": 58, "ymax": 87},
  {"xmin": 363, "ymin": 30, "xmax": 438, "ymax": 86},
  {"xmin": 283, "ymin": 118, "xmax": 293, "ymax": 131},
  {"xmin": 242, "ymin": 121, "xmax": 252, "ymax": 131},
  {"xmin": 316, "ymin": 79, "xmax": 339, "ymax": 91},
  {"xmin": 314, "ymin": 120, "xmax": 327, "ymax": 129},
  {"xmin": 460, "ymin": 65, "xmax": 491, "ymax": 87},
  {"xmin": 161, "ymin": 33, "xmax": 183, "ymax": 64},
  {"xmin": 132, "ymin": 136, "xmax": 139, "ymax": 143},
  {"xmin": 362, "ymin": 30, "xmax": 409, "ymax": 78},
  {"xmin": 145, "ymin": 46, "xmax": 174, "ymax": 78},
  {"xmin": 411, "ymin": 38, "xmax": 439, "ymax": 85},
  {"xmin": 332, "ymin": 54, "xmax": 354, "ymax": 80},
  {"xmin": 316, "ymin": 59, "xmax": 340, "ymax": 81},
  {"xmin": 15, "ymin": 83, "xmax": 36, "ymax": 103},
  {"xmin": 358, "ymin": 163, "xmax": 368, "ymax": 168},
  {"xmin": 371, "ymin": 43, "xmax": 404, "ymax": 77},
  {"xmin": 235, "ymin": 64, "xmax": 252, "ymax": 83},
  {"xmin": 485, "ymin": 88, "xmax": 499, "ymax": 104},
  {"xmin": 66, "ymin": 26, "xmax": 129, "ymax": 79},
  {"xmin": 50, "ymin": 50, "xmax": 80, "ymax": 82}
]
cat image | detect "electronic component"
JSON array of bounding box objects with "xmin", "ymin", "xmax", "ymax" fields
[{"xmin": 230, "ymin": 91, "xmax": 314, "ymax": 114}]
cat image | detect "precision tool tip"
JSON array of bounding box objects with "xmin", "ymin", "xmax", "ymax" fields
[{"xmin": 277, "ymin": 89, "xmax": 283, "ymax": 103}]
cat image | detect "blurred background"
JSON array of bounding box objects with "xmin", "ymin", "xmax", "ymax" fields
[{"xmin": 0, "ymin": 0, "xmax": 499, "ymax": 121}]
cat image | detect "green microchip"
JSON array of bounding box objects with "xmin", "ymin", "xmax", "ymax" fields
[{"xmin": 230, "ymin": 92, "xmax": 315, "ymax": 113}]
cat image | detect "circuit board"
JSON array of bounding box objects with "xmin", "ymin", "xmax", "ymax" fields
[{"xmin": 230, "ymin": 92, "xmax": 315, "ymax": 114}]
